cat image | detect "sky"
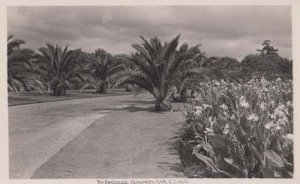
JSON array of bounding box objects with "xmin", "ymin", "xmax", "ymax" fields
[{"xmin": 7, "ymin": 6, "xmax": 292, "ymax": 60}]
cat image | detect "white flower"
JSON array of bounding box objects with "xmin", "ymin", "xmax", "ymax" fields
[
  {"xmin": 219, "ymin": 104, "xmax": 228, "ymax": 111},
  {"xmin": 269, "ymin": 113, "xmax": 275, "ymax": 119},
  {"xmin": 283, "ymin": 134, "xmax": 293, "ymax": 141},
  {"xmin": 194, "ymin": 106, "xmax": 203, "ymax": 117},
  {"xmin": 274, "ymin": 104, "xmax": 288, "ymax": 118},
  {"xmin": 239, "ymin": 96, "xmax": 250, "ymax": 108},
  {"xmin": 276, "ymin": 78, "xmax": 282, "ymax": 84},
  {"xmin": 213, "ymin": 80, "xmax": 220, "ymax": 86},
  {"xmin": 262, "ymin": 87, "xmax": 269, "ymax": 92},
  {"xmin": 270, "ymin": 100, "xmax": 275, "ymax": 107},
  {"xmin": 209, "ymin": 116, "xmax": 215, "ymax": 127},
  {"xmin": 247, "ymin": 113, "xmax": 259, "ymax": 121},
  {"xmin": 223, "ymin": 124, "xmax": 230, "ymax": 135},
  {"xmin": 277, "ymin": 116, "xmax": 288, "ymax": 126},
  {"xmin": 261, "ymin": 77, "xmax": 268, "ymax": 86},
  {"xmin": 286, "ymin": 101, "xmax": 292, "ymax": 107},
  {"xmin": 265, "ymin": 121, "xmax": 274, "ymax": 129},
  {"xmin": 202, "ymin": 104, "xmax": 213, "ymax": 110},
  {"xmin": 204, "ymin": 128, "xmax": 214, "ymax": 133},
  {"xmin": 248, "ymin": 79, "xmax": 255, "ymax": 84},
  {"xmin": 220, "ymin": 79, "xmax": 228, "ymax": 85},
  {"xmin": 260, "ymin": 102, "xmax": 267, "ymax": 110},
  {"xmin": 194, "ymin": 106, "xmax": 203, "ymax": 111}
]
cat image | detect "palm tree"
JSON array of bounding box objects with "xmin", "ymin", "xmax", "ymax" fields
[
  {"xmin": 7, "ymin": 35, "xmax": 46, "ymax": 95},
  {"xmin": 115, "ymin": 35, "xmax": 201, "ymax": 111},
  {"xmin": 114, "ymin": 54, "xmax": 136, "ymax": 92},
  {"xmin": 170, "ymin": 43, "xmax": 207, "ymax": 102},
  {"xmin": 257, "ymin": 40, "xmax": 279, "ymax": 55},
  {"xmin": 81, "ymin": 49, "xmax": 125, "ymax": 93},
  {"xmin": 35, "ymin": 43, "xmax": 85, "ymax": 96}
]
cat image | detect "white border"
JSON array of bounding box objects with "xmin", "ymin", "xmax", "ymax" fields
[{"xmin": 1, "ymin": 0, "xmax": 299, "ymax": 184}]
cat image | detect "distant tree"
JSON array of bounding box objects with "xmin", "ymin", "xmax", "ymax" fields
[
  {"xmin": 82, "ymin": 49, "xmax": 125, "ymax": 93},
  {"xmin": 114, "ymin": 54, "xmax": 136, "ymax": 92},
  {"xmin": 170, "ymin": 43, "xmax": 206, "ymax": 102},
  {"xmin": 241, "ymin": 54, "xmax": 292, "ymax": 80},
  {"xmin": 257, "ymin": 40, "xmax": 279, "ymax": 55},
  {"xmin": 7, "ymin": 35, "xmax": 46, "ymax": 95},
  {"xmin": 35, "ymin": 43, "xmax": 85, "ymax": 96}
]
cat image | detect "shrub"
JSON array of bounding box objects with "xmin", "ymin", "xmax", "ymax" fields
[{"xmin": 180, "ymin": 77, "xmax": 293, "ymax": 178}]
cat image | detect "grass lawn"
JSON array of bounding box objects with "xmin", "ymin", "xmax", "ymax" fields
[{"xmin": 8, "ymin": 89, "xmax": 132, "ymax": 106}]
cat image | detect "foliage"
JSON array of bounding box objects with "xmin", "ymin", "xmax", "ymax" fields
[
  {"xmin": 170, "ymin": 43, "xmax": 205, "ymax": 102},
  {"xmin": 7, "ymin": 35, "xmax": 47, "ymax": 95},
  {"xmin": 34, "ymin": 43, "xmax": 85, "ymax": 96},
  {"xmin": 241, "ymin": 54, "xmax": 292, "ymax": 81},
  {"xmin": 115, "ymin": 35, "xmax": 201, "ymax": 111},
  {"xmin": 81, "ymin": 49, "xmax": 125, "ymax": 93},
  {"xmin": 181, "ymin": 77, "xmax": 293, "ymax": 178},
  {"xmin": 257, "ymin": 40, "xmax": 279, "ymax": 55}
]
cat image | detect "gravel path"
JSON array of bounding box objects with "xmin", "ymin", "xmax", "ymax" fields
[{"xmin": 9, "ymin": 94, "xmax": 185, "ymax": 178}]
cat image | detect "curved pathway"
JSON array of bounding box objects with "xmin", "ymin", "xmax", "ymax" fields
[{"xmin": 9, "ymin": 94, "xmax": 185, "ymax": 178}]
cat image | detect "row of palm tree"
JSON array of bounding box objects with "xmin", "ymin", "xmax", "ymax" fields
[
  {"xmin": 7, "ymin": 36, "xmax": 46, "ymax": 95},
  {"xmin": 8, "ymin": 34, "xmax": 265, "ymax": 111}
]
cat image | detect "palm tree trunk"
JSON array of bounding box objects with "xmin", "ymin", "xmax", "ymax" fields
[
  {"xmin": 155, "ymin": 98, "xmax": 171, "ymax": 111},
  {"xmin": 125, "ymin": 84, "xmax": 133, "ymax": 92},
  {"xmin": 96, "ymin": 81, "xmax": 108, "ymax": 94},
  {"xmin": 47, "ymin": 82, "xmax": 51, "ymax": 94},
  {"xmin": 180, "ymin": 87, "xmax": 187, "ymax": 102},
  {"xmin": 53, "ymin": 85, "xmax": 62, "ymax": 96}
]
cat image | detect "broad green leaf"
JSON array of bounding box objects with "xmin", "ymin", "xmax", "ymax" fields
[
  {"xmin": 200, "ymin": 142, "xmax": 216, "ymax": 159},
  {"xmin": 235, "ymin": 122, "xmax": 248, "ymax": 144},
  {"xmin": 256, "ymin": 125, "xmax": 264, "ymax": 143},
  {"xmin": 208, "ymin": 134, "xmax": 234, "ymax": 152},
  {"xmin": 192, "ymin": 151, "xmax": 219, "ymax": 173},
  {"xmin": 223, "ymin": 157, "xmax": 245, "ymax": 177},
  {"xmin": 240, "ymin": 115, "xmax": 251, "ymax": 134},
  {"xmin": 250, "ymin": 143, "xmax": 264, "ymax": 165},
  {"xmin": 224, "ymin": 158, "xmax": 233, "ymax": 164},
  {"xmin": 265, "ymin": 150, "xmax": 284, "ymax": 168},
  {"xmin": 261, "ymin": 167, "xmax": 275, "ymax": 178}
]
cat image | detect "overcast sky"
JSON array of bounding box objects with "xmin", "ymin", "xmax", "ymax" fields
[{"xmin": 7, "ymin": 6, "xmax": 292, "ymax": 60}]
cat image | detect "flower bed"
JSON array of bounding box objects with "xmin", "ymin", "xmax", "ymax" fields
[{"xmin": 179, "ymin": 77, "xmax": 293, "ymax": 178}]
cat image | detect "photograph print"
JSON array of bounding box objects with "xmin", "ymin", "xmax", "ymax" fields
[{"xmin": 7, "ymin": 6, "xmax": 293, "ymax": 179}]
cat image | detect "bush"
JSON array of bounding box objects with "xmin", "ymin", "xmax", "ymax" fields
[
  {"xmin": 241, "ymin": 54, "xmax": 292, "ymax": 81},
  {"xmin": 179, "ymin": 77, "xmax": 293, "ymax": 178}
]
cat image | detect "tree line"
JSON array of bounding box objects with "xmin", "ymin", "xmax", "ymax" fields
[{"xmin": 7, "ymin": 35, "xmax": 292, "ymax": 111}]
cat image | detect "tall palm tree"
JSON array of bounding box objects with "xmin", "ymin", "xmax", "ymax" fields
[
  {"xmin": 7, "ymin": 35, "xmax": 46, "ymax": 95},
  {"xmin": 115, "ymin": 35, "xmax": 201, "ymax": 111},
  {"xmin": 35, "ymin": 43, "xmax": 85, "ymax": 96},
  {"xmin": 82, "ymin": 49, "xmax": 125, "ymax": 93}
]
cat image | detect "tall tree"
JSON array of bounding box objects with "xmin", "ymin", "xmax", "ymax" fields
[
  {"xmin": 7, "ymin": 35, "xmax": 46, "ymax": 95},
  {"xmin": 35, "ymin": 43, "xmax": 85, "ymax": 96},
  {"xmin": 81, "ymin": 49, "xmax": 125, "ymax": 93},
  {"xmin": 115, "ymin": 35, "xmax": 202, "ymax": 111},
  {"xmin": 257, "ymin": 40, "xmax": 279, "ymax": 55}
]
